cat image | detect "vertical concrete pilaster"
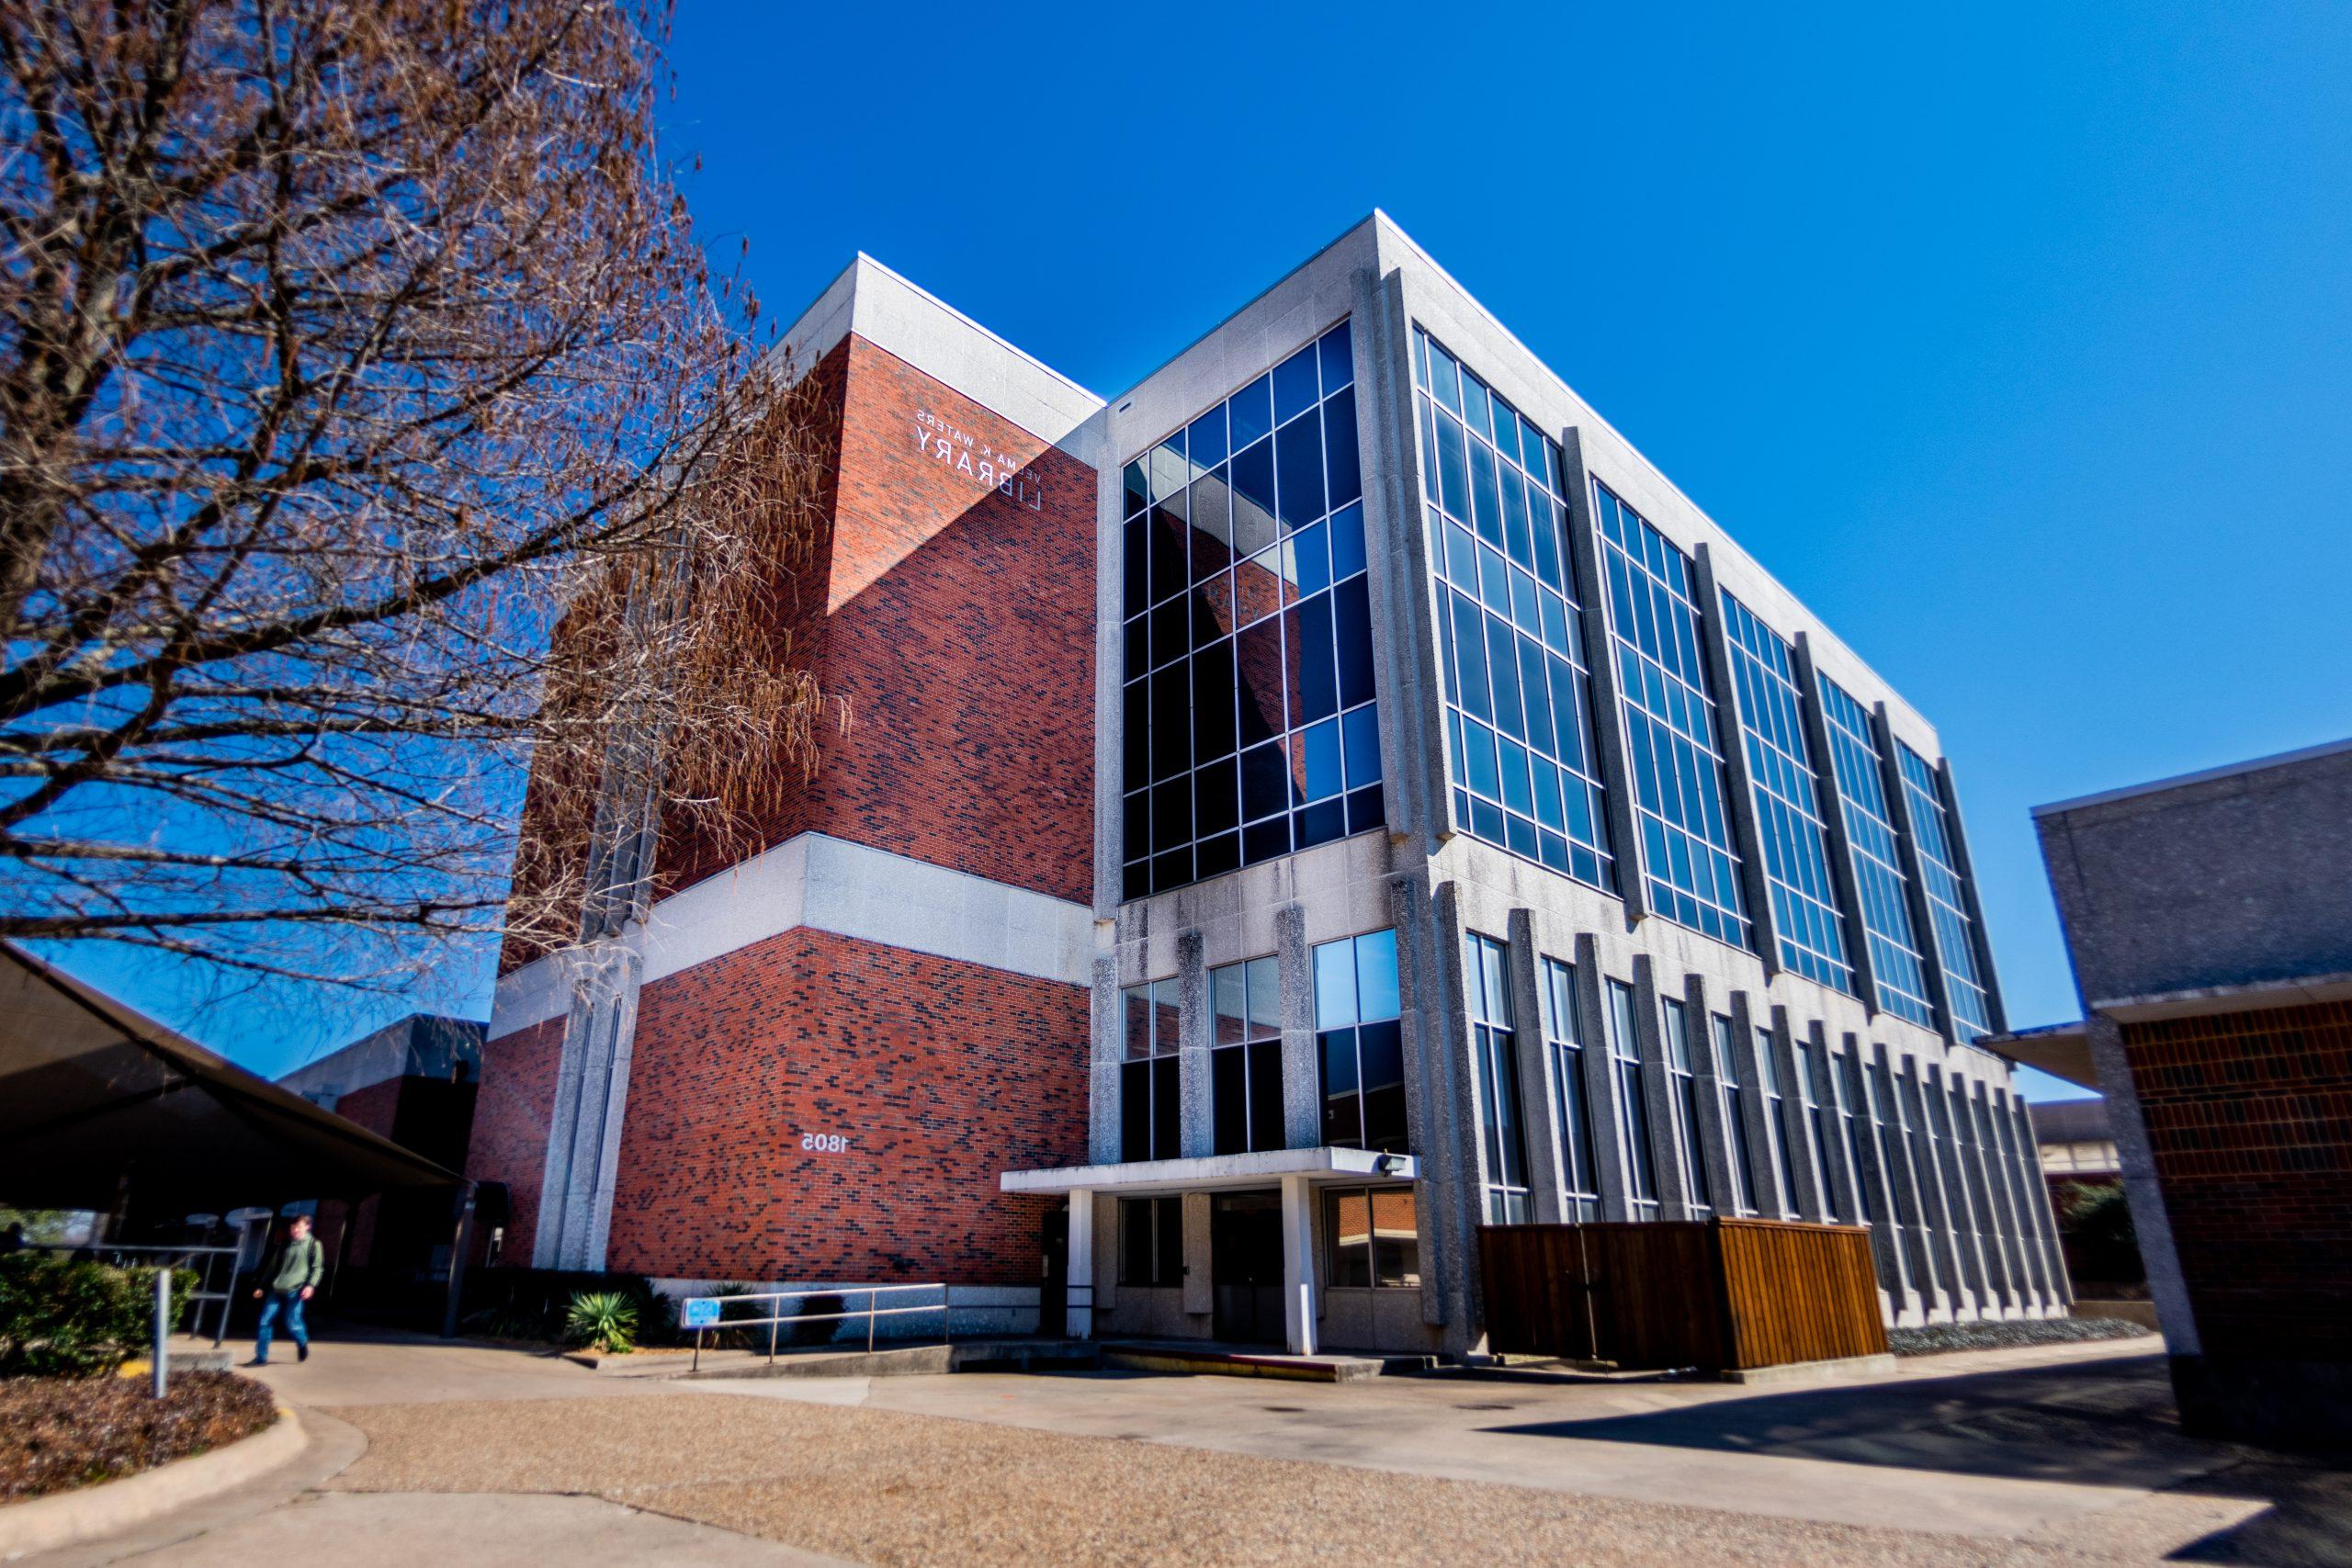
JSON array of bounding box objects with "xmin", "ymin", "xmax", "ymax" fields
[
  {"xmin": 1176, "ymin": 929, "xmax": 1214, "ymax": 1159},
  {"xmin": 1870, "ymin": 1048, "xmax": 1945, "ymax": 1314},
  {"xmin": 1690, "ymin": 543, "xmax": 1782, "ymax": 977},
  {"xmin": 1387, "ymin": 875, "xmax": 1456, "ymax": 1335},
  {"xmin": 1727, "ymin": 993, "xmax": 1789, "ymax": 1219},
  {"xmin": 1808, "ymin": 1026, "xmax": 1863, "ymax": 1227},
  {"xmin": 1088, "ymin": 953, "xmax": 1123, "ymax": 1165},
  {"xmin": 1506, "ymin": 910, "xmax": 1565, "ymax": 1221},
  {"xmin": 1181, "ymin": 1190, "xmax": 1214, "ymax": 1318},
  {"xmin": 1838, "ymin": 1038, "xmax": 1905, "ymax": 1309},
  {"xmin": 1576, "ymin": 935, "xmax": 1633, "ymax": 1222},
  {"xmin": 1558, "ymin": 428, "xmax": 1648, "ymax": 922},
  {"xmin": 2084, "ymin": 1012, "xmax": 2199, "ymax": 1352},
  {"xmin": 1917, "ymin": 1062, "xmax": 1988, "ymax": 1314},
  {"xmin": 1425, "ymin": 881, "xmax": 1485, "ymax": 1351},
  {"xmin": 1067, "ymin": 1189, "xmax": 1096, "ymax": 1339},
  {"xmin": 1365, "ymin": 266, "xmax": 1451, "ymax": 850},
  {"xmin": 1274, "ymin": 903, "xmax": 1319, "ymax": 1151}
]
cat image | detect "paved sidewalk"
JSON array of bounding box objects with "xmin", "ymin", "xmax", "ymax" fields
[{"xmin": 30, "ymin": 1333, "xmax": 2349, "ymax": 1566}]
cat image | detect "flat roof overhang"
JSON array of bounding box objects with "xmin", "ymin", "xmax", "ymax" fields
[
  {"xmin": 1001, "ymin": 1145, "xmax": 1416, "ymax": 1197},
  {"xmin": 1981, "ymin": 971, "xmax": 2352, "ymax": 1094}
]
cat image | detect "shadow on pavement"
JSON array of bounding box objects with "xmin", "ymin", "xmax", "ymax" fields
[{"xmin": 1487, "ymin": 1350, "xmax": 2352, "ymax": 1565}]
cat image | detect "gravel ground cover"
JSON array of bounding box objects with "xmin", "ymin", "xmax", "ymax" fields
[
  {"xmin": 326, "ymin": 1392, "xmax": 2157, "ymax": 1568},
  {"xmin": 0, "ymin": 1371, "xmax": 277, "ymax": 1501},
  {"xmin": 1892, "ymin": 1318, "xmax": 2157, "ymax": 1358}
]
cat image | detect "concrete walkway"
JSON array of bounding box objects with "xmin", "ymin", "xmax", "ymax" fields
[{"xmin": 21, "ymin": 1331, "xmax": 2348, "ymax": 1566}]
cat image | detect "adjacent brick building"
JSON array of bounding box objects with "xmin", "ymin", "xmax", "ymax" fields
[{"xmin": 2020, "ymin": 736, "xmax": 2352, "ymax": 1445}]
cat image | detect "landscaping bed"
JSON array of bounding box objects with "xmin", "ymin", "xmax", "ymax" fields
[
  {"xmin": 0, "ymin": 1372, "xmax": 277, "ymax": 1502},
  {"xmin": 1889, "ymin": 1315, "xmax": 2156, "ymax": 1358}
]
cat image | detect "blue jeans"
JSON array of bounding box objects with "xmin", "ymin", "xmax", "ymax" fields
[{"xmin": 254, "ymin": 1290, "xmax": 307, "ymax": 1360}]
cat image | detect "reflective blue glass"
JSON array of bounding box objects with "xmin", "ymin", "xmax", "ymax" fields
[
  {"xmin": 1591, "ymin": 482, "xmax": 1749, "ymax": 948},
  {"xmin": 1720, "ymin": 593, "xmax": 1852, "ymax": 991},
  {"xmin": 1411, "ymin": 327, "xmax": 1612, "ymax": 892},
  {"xmin": 1818, "ymin": 680, "xmax": 1934, "ymax": 1026},
  {"xmin": 1120, "ymin": 321, "xmax": 1381, "ymax": 901},
  {"xmin": 1899, "ymin": 743, "xmax": 1993, "ymax": 1041}
]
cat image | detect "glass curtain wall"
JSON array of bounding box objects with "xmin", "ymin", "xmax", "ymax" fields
[
  {"xmin": 1720, "ymin": 593, "xmax": 1853, "ymax": 991},
  {"xmin": 1121, "ymin": 321, "xmax": 1380, "ymax": 901},
  {"xmin": 1659, "ymin": 998, "xmax": 1713, "ymax": 1215},
  {"xmin": 1604, "ymin": 979, "xmax": 1660, "ymax": 1217},
  {"xmin": 1709, "ymin": 1012, "xmax": 1760, "ymax": 1215},
  {"xmin": 1592, "ymin": 483, "xmax": 1750, "ymax": 947},
  {"xmin": 1817, "ymin": 680, "xmax": 1935, "ymax": 1026},
  {"xmin": 1410, "ymin": 328, "xmax": 1613, "ymax": 886},
  {"xmin": 1898, "ymin": 744, "xmax": 1993, "ymax": 1041},
  {"xmin": 1758, "ymin": 1028, "xmax": 1801, "ymax": 1217}
]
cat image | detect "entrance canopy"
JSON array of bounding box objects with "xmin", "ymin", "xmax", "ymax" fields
[
  {"xmin": 1001, "ymin": 1145, "xmax": 1416, "ymax": 1197},
  {"xmin": 0, "ymin": 942, "xmax": 462, "ymax": 1213}
]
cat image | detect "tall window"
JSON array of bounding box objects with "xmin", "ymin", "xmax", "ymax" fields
[
  {"xmin": 1592, "ymin": 483, "xmax": 1749, "ymax": 948},
  {"xmin": 1314, "ymin": 930, "xmax": 1407, "ymax": 1152},
  {"xmin": 1210, "ymin": 957, "xmax": 1284, "ymax": 1155},
  {"xmin": 1121, "ymin": 321, "xmax": 1381, "ymax": 901},
  {"xmin": 1899, "ymin": 744, "xmax": 1992, "ymax": 1041},
  {"xmin": 1540, "ymin": 958, "xmax": 1601, "ymax": 1220},
  {"xmin": 1709, "ymin": 1013, "xmax": 1760, "ymax": 1215},
  {"xmin": 1758, "ymin": 1028, "xmax": 1800, "ymax": 1217},
  {"xmin": 1852, "ymin": 1052, "xmax": 1910, "ymax": 1291},
  {"xmin": 1604, "ymin": 979, "xmax": 1659, "ymax": 1217},
  {"xmin": 1659, "ymin": 998, "xmax": 1712, "ymax": 1215},
  {"xmin": 1827, "ymin": 1049, "xmax": 1871, "ymax": 1224},
  {"xmin": 1120, "ymin": 979, "xmax": 1182, "ymax": 1162},
  {"xmin": 1119, "ymin": 1196, "xmax": 1183, "ymax": 1287},
  {"xmin": 1818, "ymin": 680, "xmax": 1934, "ymax": 1027},
  {"xmin": 1720, "ymin": 594, "xmax": 1852, "ymax": 991},
  {"xmin": 1464, "ymin": 933, "xmax": 1531, "ymax": 1223},
  {"xmin": 1326, "ymin": 1187, "xmax": 1420, "ymax": 1288},
  {"xmin": 1799, "ymin": 1039, "xmax": 1838, "ymax": 1221},
  {"xmin": 1410, "ymin": 329, "xmax": 1612, "ymax": 887}
]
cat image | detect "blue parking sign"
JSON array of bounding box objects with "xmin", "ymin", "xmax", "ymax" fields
[{"xmin": 681, "ymin": 1297, "xmax": 720, "ymax": 1329}]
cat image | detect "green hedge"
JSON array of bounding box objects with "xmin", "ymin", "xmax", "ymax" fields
[{"xmin": 0, "ymin": 1255, "xmax": 200, "ymax": 1378}]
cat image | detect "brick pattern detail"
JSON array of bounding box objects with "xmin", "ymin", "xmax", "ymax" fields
[
  {"xmin": 655, "ymin": 333, "xmax": 1097, "ymax": 905},
  {"xmin": 2122, "ymin": 1001, "xmax": 2352, "ymax": 1358},
  {"xmin": 463, "ymin": 1014, "xmax": 566, "ymax": 1267},
  {"xmin": 602, "ymin": 928, "xmax": 1087, "ymax": 1283}
]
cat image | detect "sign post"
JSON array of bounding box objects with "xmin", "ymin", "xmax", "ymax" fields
[{"xmin": 682, "ymin": 1296, "xmax": 720, "ymax": 1371}]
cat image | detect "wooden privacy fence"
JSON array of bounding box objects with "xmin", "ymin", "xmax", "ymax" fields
[{"xmin": 1477, "ymin": 1217, "xmax": 1888, "ymax": 1372}]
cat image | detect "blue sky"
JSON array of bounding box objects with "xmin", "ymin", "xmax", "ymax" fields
[{"xmin": 51, "ymin": 2, "xmax": 2351, "ymax": 1095}]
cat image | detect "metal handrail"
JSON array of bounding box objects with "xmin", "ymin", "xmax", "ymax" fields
[
  {"xmin": 26, "ymin": 1242, "xmax": 243, "ymax": 1347},
  {"xmin": 683, "ymin": 1282, "xmax": 950, "ymax": 1372}
]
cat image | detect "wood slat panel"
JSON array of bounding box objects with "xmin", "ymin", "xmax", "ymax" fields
[{"xmin": 1477, "ymin": 1218, "xmax": 1884, "ymax": 1371}]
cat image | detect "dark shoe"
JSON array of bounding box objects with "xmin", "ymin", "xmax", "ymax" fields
[
  {"xmin": 243, "ymin": 1357, "xmax": 269, "ymax": 1367},
  {"xmin": 297, "ymin": 1341, "xmax": 309, "ymax": 1362}
]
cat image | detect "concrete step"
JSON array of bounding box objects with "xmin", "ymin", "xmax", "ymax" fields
[{"xmin": 1099, "ymin": 1341, "xmax": 1414, "ymax": 1383}]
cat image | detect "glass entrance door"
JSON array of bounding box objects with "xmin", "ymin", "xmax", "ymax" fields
[{"xmin": 1210, "ymin": 1190, "xmax": 1284, "ymax": 1345}]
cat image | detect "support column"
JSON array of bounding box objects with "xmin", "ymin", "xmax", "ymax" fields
[
  {"xmin": 2086, "ymin": 1012, "xmax": 2198, "ymax": 1352},
  {"xmin": 1088, "ymin": 953, "xmax": 1124, "ymax": 1165},
  {"xmin": 1181, "ymin": 1191, "xmax": 1214, "ymax": 1319},
  {"xmin": 1425, "ymin": 881, "xmax": 1484, "ymax": 1352},
  {"xmin": 1275, "ymin": 904, "xmax": 1320, "ymax": 1150},
  {"xmin": 1067, "ymin": 1189, "xmax": 1095, "ymax": 1340},
  {"xmin": 1507, "ymin": 909, "xmax": 1564, "ymax": 1221},
  {"xmin": 1388, "ymin": 875, "xmax": 1457, "ymax": 1336},
  {"xmin": 1279, "ymin": 1173, "xmax": 1319, "ymax": 1357}
]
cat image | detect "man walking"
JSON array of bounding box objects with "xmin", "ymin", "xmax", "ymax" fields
[{"xmin": 247, "ymin": 1213, "xmax": 323, "ymax": 1366}]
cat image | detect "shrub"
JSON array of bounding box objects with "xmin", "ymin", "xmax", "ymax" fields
[
  {"xmin": 2062, "ymin": 1181, "xmax": 2142, "ymax": 1282},
  {"xmin": 0, "ymin": 1256, "xmax": 200, "ymax": 1378},
  {"xmin": 563, "ymin": 1291, "xmax": 639, "ymax": 1354},
  {"xmin": 459, "ymin": 1269, "xmax": 680, "ymax": 1348}
]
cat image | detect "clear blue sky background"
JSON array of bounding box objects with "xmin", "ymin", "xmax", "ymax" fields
[{"xmin": 48, "ymin": 2, "xmax": 2352, "ymax": 1097}]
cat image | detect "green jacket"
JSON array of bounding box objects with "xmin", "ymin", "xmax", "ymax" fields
[{"xmin": 262, "ymin": 1234, "xmax": 324, "ymax": 1293}]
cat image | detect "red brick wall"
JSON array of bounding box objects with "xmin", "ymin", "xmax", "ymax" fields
[
  {"xmin": 656, "ymin": 333, "xmax": 1097, "ymax": 903},
  {"xmin": 2123, "ymin": 1000, "xmax": 2352, "ymax": 1359},
  {"xmin": 464, "ymin": 1015, "xmax": 566, "ymax": 1268},
  {"xmin": 602, "ymin": 927, "xmax": 1088, "ymax": 1283}
]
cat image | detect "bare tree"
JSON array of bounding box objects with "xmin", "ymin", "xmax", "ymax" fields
[{"xmin": 0, "ymin": 0, "xmax": 831, "ymax": 983}]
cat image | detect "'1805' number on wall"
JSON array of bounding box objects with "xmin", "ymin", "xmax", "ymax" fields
[{"xmin": 800, "ymin": 1132, "xmax": 848, "ymax": 1155}]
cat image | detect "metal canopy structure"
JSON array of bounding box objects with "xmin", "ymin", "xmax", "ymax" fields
[{"xmin": 0, "ymin": 941, "xmax": 461, "ymax": 1214}]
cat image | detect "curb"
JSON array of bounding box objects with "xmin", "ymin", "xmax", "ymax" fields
[{"xmin": 0, "ymin": 1405, "xmax": 306, "ymax": 1561}]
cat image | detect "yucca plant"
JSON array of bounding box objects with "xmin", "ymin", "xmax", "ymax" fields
[{"xmin": 563, "ymin": 1291, "xmax": 639, "ymax": 1355}]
